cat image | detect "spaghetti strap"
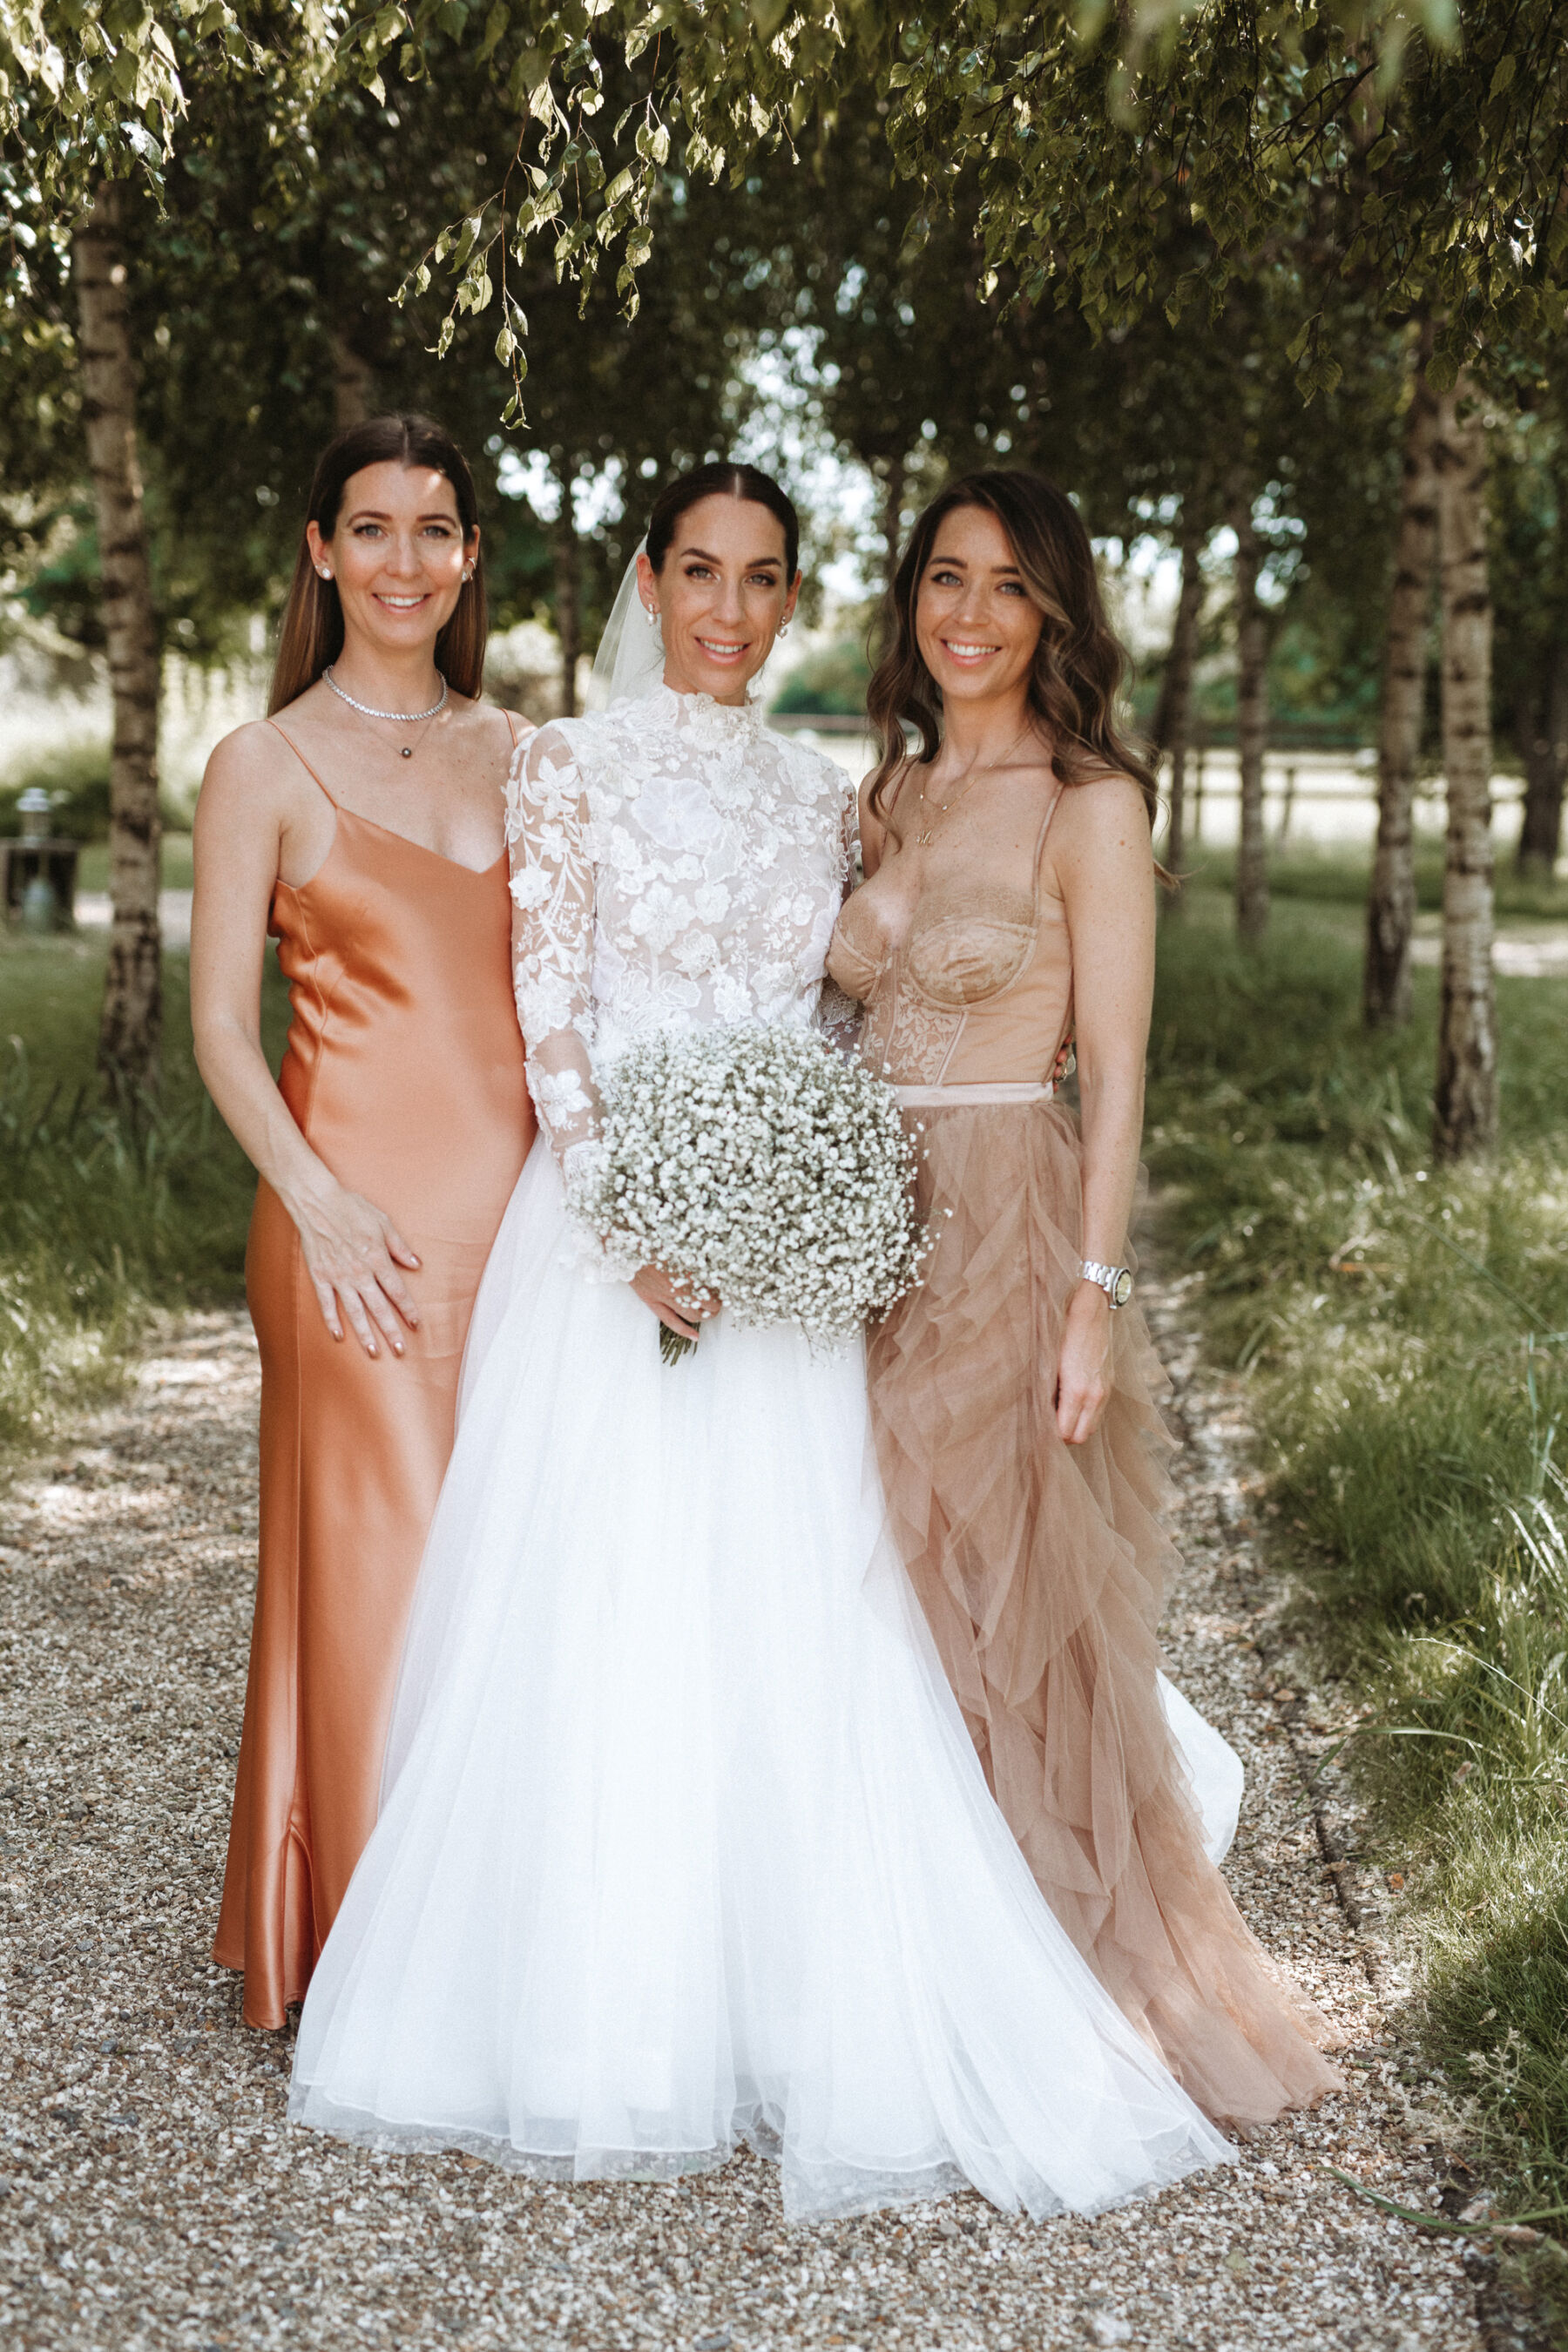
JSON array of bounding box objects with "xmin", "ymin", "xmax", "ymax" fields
[
  {"xmin": 503, "ymin": 709, "xmax": 522, "ymax": 750},
  {"xmin": 1033, "ymin": 779, "xmax": 1067, "ymax": 868},
  {"xmin": 266, "ymin": 718, "xmax": 340, "ymax": 809}
]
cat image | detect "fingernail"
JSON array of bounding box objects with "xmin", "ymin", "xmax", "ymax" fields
[
  {"xmin": 393, "ymin": 1342, "xmax": 404, "ymax": 1355},
  {"xmin": 368, "ymin": 1344, "xmax": 378, "ymax": 1358}
]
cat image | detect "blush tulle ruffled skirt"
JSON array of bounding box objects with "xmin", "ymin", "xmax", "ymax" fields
[
  {"xmin": 288, "ymin": 1143, "xmax": 1234, "ymax": 2221},
  {"xmin": 868, "ymin": 1093, "xmax": 1344, "ymax": 2125}
]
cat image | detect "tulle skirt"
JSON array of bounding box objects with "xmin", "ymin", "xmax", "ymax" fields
[
  {"xmin": 289, "ymin": 1144, "xmax": 1233, "ymax": 2221},
  {"xmin": 868, "ymin": 1095, "xmax": 1343, "ymax": 2126}
]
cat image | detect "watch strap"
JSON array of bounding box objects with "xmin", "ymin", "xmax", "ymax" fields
[{"xmin": 1081, "ymin": 1259, "xmax": 1133, "ymax": 1308}]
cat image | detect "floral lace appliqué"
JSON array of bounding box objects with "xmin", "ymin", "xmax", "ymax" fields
[{"xmin": 505, "ymin": 686, "xmax": 855, "ymax": 1252}]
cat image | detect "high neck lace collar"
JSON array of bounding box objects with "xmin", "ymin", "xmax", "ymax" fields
[{"xmin": 647, "ymin": 681, "xmax": 766, "ymax": 729}]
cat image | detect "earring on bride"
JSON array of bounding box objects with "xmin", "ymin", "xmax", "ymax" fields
[
  {"xmin": 645, "ymin": 605, "xmax": 660, "ymax": 631},
  {"xmin": 778, "ymin": 620, "xmax": 791, "ymax": 640}
]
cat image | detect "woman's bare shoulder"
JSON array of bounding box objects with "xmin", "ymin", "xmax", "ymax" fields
[
  {"xmin": 1051, "ymin": 771, "xmax": 1152, "ymax": 855},
  {"xmin": 196, "ymin": 713, "xmax": 321, "ymax": 844},
  {"xmin": 199, "ymin": 715, "xmax": 290, "ymax": 803}
]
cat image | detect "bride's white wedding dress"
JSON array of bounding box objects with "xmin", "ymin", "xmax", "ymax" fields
[{"xmin": 288, "ymin": 686, "xmax": 1233, "ymax": 2221}]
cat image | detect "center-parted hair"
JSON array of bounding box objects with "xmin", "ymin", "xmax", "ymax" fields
[
  {"xmin": 645, "ymin": 462, "xmax": 801, "ymax": 579},
  {"xmin": 866, "ymin": 470, "xmax": 1159, "ymax": 832},
  {"xmin": 270, "ymin": 413, "xmax": 487, "ymax": 714}
]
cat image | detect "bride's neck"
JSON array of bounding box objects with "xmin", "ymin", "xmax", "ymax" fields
[{"xmin": 661, "ymin": 662, "xmax": 752, "ymax": 709}]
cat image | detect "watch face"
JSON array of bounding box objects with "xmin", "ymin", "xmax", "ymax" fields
[{"xmin": 1112, "ymin": 1268, "xmax": 1134, "ymax": 1308}]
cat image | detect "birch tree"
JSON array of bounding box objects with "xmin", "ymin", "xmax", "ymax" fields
[
  {"xmin": 1230, "ymin": 488, "xmax": 1271, "ymax": 947},
  {"xmin": 1432, "ymin": 382, "xmax": 1497, "ymax": 1160},
  {"xmin": 74, "ymin": 180, "xmax": 162, "ymax": 1091},
  {"xmin": 1364, "ymin": 350, "xmax": 1441, "ymax": 1029},
  {"xmin": 1154, "ymin": 516, "xmax": 1207, "ymax": 896}
]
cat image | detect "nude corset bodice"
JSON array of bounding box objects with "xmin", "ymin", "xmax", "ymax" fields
[{"xmin": 827, "ymin": 783, "xmax": 1073, "ymax": 1089}]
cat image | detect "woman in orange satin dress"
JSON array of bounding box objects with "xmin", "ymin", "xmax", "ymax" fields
[
  {"xmin": 191, "ymin": 415, "xmax": 534, "ymax": 2028},
  {"xmin": 828, "ymin": 471, "xmax": 1342, "ymax": 2127}
]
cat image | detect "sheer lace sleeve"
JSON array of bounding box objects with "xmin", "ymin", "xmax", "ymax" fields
[
  {"xmin": 819, "ymin": 781, "xmax": 863, "ymax": 1058},
  {"xmin": 505, "ymin": 725, "xmax": 604, "ymax": 1200}
]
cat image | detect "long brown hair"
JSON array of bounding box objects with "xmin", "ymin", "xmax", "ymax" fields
[
  {"xmin": 269, "ymin": 413, "xmax": 487, "ymax": 714},
  {"xmin": 866, "ymin": 470, "xmax": 1159, "ymax": 831}
]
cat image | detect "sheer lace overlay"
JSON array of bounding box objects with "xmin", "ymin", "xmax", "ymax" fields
[{"xmin": 505, "ymin": 687, "xmax": 855, "ymax": 1218}]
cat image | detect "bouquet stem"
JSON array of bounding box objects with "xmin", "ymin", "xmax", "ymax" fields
[{"xmin": 659, "ymin": 1324, "xmax": 697, "ymax": 1368}]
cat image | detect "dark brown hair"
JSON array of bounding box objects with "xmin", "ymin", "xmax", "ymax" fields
[
  {"xmin": 866, "ymin": 470, "xmax": 1159, "ymax": 832},
  {"xmin": 645, "ymin": 461, "xmax": 801, "ymax": 579},
  {"xmin": 269, "ymin": 413, "xmax": 487, "ymax": 714}
]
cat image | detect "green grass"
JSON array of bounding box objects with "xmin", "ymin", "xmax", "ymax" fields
[
  {"xmin": 0, "ymin": 931, "xmax": 287, "ymax": 1453},
  {"xmin": 1178, "ymin": 837, "xmax": 1568, "ymax": 923},
  {"xmin": 1149, "ymin": 875, "xmax": 1568, "ymax": 2240}
]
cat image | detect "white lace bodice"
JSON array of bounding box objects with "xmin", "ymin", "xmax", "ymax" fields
[{"xmin": 505, "ymin": 685, "xmax": 856, "ymax": 1190}]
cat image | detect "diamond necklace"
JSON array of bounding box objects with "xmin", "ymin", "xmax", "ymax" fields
[{"xmin": 323, "ymin": 665, "xmax": 448, "ymax": 758}]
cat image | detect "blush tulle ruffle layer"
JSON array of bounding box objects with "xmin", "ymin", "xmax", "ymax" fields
[
  {"xmin": 289, "ymin": 1144, "xmax": 1233, "ymax": 2222},
  {"xmin": 868, "ymin": 1095, "xmax": 1344, "ymax": 2126}
]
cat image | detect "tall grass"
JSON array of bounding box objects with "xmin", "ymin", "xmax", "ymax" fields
[
  {"xmin": 1149, "ymin": 882, "xmax": 1568, "ymax": 2226},
  {"xmin": 0, "ymin": 935, "xmax": 283, "ymax": 1453}
]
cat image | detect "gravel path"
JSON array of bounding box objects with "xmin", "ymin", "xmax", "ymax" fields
[{"xmin": 0, "ymin": 1286, "xmax": 1517, "ymax": 2351}]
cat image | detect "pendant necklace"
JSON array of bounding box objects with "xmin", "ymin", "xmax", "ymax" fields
[
  {"xmin": 913, "ymin": 719, "xmax": 1037, "ymax": 847},
  {"xmin": 324, "ymin": 666, "xmax": 449, "ymax": 758}
]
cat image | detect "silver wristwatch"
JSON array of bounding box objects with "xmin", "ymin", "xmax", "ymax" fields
[{"xmin": 1081, "ymin": 1259, "xmax": 1133, "ymax": 1309}]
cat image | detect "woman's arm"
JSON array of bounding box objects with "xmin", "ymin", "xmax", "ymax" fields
[
  {"xmin": 190, "ymin": 727, "xmax": 421, "ymax": 1356},
  {"xmin": 1047, "ymin": 774, "xmax": 1157, "ymax": 1445},
  {"xmin": 505, "ymin": 727, "xmax": 706, "ymax": 1345}
]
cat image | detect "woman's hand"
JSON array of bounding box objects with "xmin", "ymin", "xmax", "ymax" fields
[
  {"xmin": 1056, "ymin": 1280, "xmax": 1113, "ymax": 1445},
  {"xmin": 291, "ymin": 1179, "xmax": 422, "ymax": 1355},
  {"xmin": 632, "ymin": 1266, "xmax": 720, "ymax": 1343}
]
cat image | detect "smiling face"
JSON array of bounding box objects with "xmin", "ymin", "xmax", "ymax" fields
[
  {"xmin": 637, "ymin": 494, "xmax": 801, "ymax": 706},
  {"xmin": 914, "ymin": 504, "xmax": 1044, "ymax": 712},
  {"xmin": 307, "ymin": 462, "xmax": 477, "ymax": 665}
]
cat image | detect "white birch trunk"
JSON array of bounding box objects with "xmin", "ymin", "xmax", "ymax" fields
[
  {"xmin": 1432, "ymin": 381, "xmax": 1497, "ymax": 1160},
  {"xmin": 1363, "ymin": 360, "xmax": 1439, "ymax": 1028},
  {"xmin": 75, "ymin": 180, "xmax": 162, "ymax": 1095},
  {"xmin": 1231, "ymin": 492, "xmax": 1269, "ymax": 946}
]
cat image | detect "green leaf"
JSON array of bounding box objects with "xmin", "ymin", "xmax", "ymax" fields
[{"xmin": 1489, "ymin": 53, "xmax": 1516, "ymax": 99}]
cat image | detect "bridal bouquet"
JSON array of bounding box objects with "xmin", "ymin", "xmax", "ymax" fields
[{"xmin": 578, "ymin": 1022, "xmax": 926, "ymax": 1363}]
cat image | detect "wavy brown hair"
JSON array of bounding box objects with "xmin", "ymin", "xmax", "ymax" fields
[
  {"xmin": 866, "ymin": 470, "xmax": 1159, "ymax": 835},
  {"xmin": 269, "ymin": 413, "xmax": 487, "ymax": 714}
]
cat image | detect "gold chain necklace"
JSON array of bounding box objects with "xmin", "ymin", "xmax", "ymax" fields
[{"xmin": 912, "ymin": 720, "xmax": 1037, "ymax": 848}]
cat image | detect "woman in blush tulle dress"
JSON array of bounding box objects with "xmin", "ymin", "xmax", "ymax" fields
[
  {"xmin": 828, "ymin": 470, "xmax": 1342, "ymax": 2127},
  {"xmin": 287, "ymin": 461, "xmax": 1234, "ymax": 2224}
]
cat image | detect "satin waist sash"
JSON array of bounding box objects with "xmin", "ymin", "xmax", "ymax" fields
[{"xmin": 892, "ymin": 1079, "xmax": 1057, "ymax": 1110}]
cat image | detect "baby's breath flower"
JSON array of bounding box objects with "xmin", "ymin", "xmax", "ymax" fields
[{"xmin": 578, "ymin": 1023, "xmax": 926, "ymax": 1352}]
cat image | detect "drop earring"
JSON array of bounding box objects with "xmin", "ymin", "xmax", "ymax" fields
[
  {"xmin": 777, "ymin": 619, "xmax": 791, "ymax": 640},
  {"xmin": 645, "ymin": 604, "xmax": 660, "ymax": 630}
]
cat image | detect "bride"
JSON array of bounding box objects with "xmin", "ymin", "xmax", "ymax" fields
[{"xmin": 288, "ymin": 460, "xmax": 1233, "ymax": 2222}]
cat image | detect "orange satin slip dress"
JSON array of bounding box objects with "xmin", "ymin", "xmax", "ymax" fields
[{"xmin": 213, "ymin": 715, "xmax": 535, "ymax": 2030}]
